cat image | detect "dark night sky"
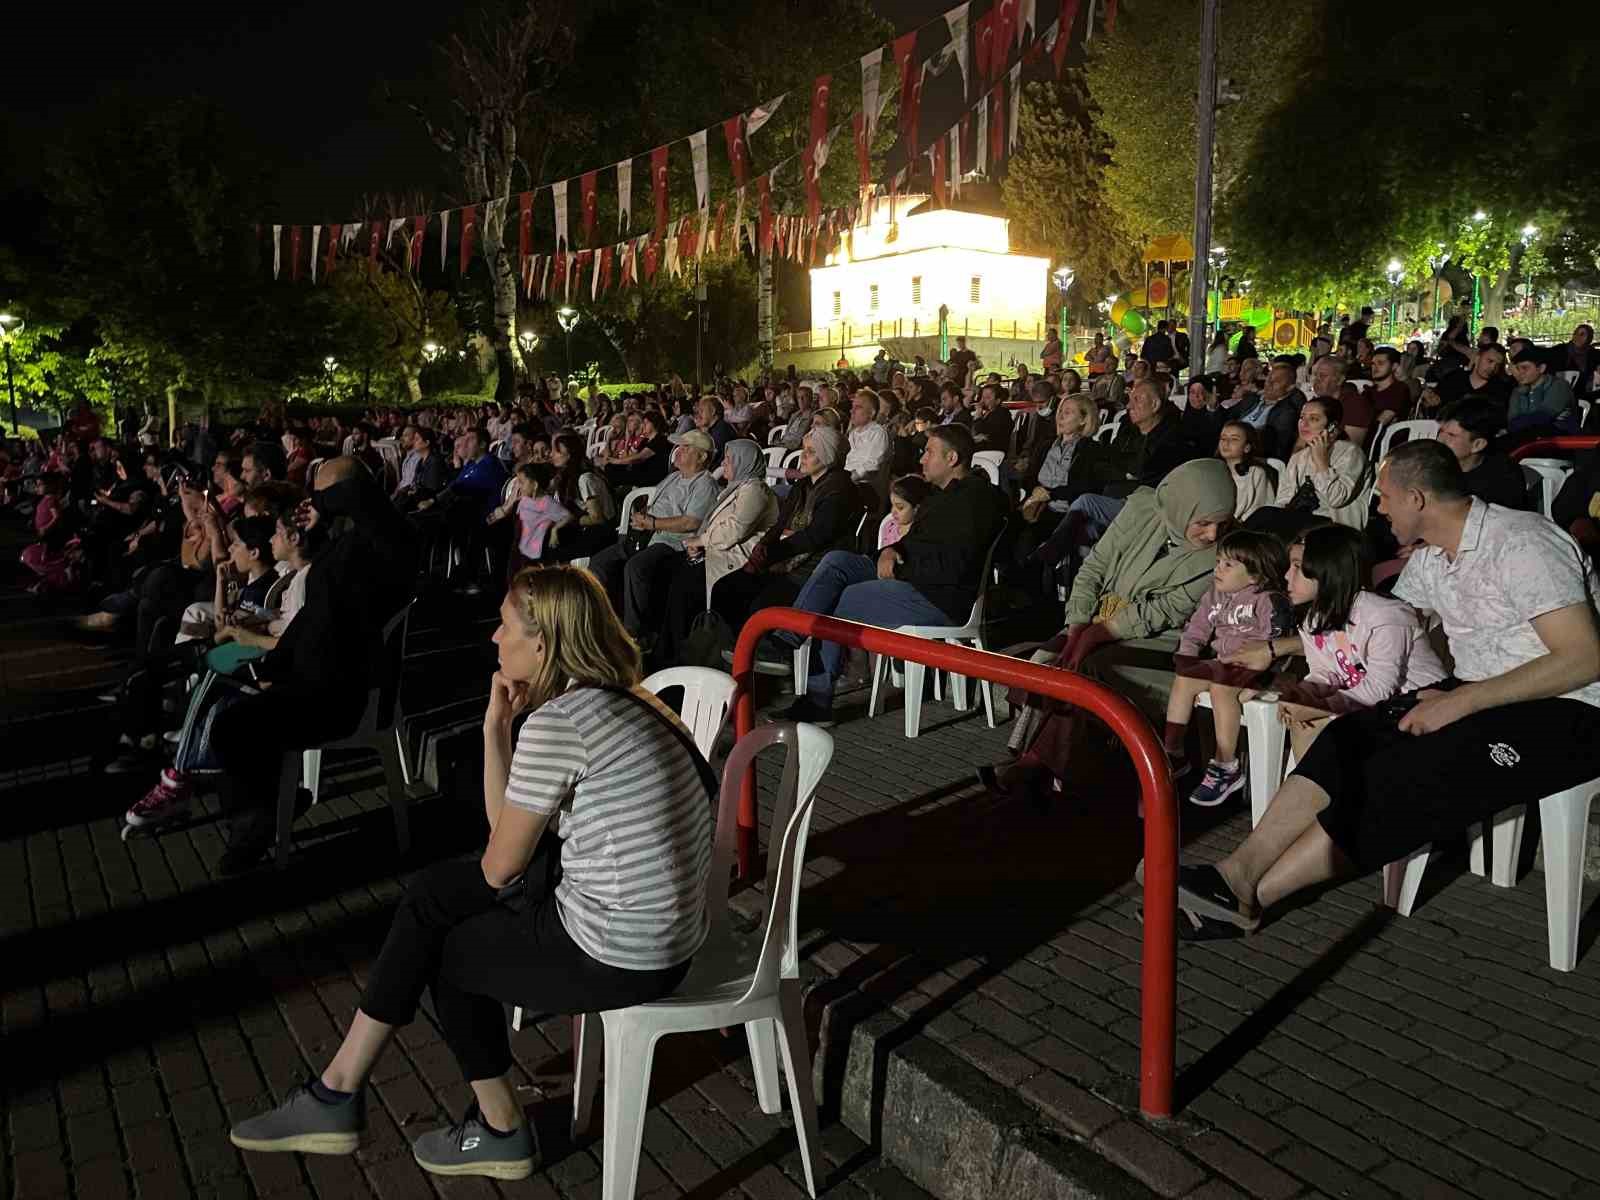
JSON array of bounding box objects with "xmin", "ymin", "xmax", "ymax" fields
[{"xmin": 4, "ymin": 0, "xmax": 950, "ymax": 219}]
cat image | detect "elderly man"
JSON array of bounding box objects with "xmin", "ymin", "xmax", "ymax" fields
[
  {"xmin": 1175, "ymin": 440, "xmax": 1600, "ymax": 940},
  {"xmin": 780, "ymin": 385, "xmax": 818, "ymax": 451},
  {"xmin": 775, "ymin": 424, "xmax": 1007, "ymax": 722},
  {"xmin": 1508, "ymin": 344, "xmax": 1579, "ymax": 437},
  {"xmin": 711, "ymin": 426, "xmax": 864, "ymax": 628},
  {"xmin": 844, "ymin": 388, "xmax": 893, "ymax": 483},
  {"xmin": 586, "ymin": 430, "xmax": 720, "ymax": 637},
  {"xmin": 970, "ymin": 382, "xmax": 1014, "ymax": 452},
  {"xmin": 1229, "ymin": 361, "xmax": 1303, "ymax": 460},
  {"xmin": 694, "ymin": 396, "xmax": 736, "ymax": 466}
]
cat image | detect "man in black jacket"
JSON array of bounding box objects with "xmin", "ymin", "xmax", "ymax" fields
[
  {"xmin": 969, "ymin": 383, "xmax": 1015, "ymax": 452},
  {"xmin": 775, "ymin": 424, "xmax": 1008, "ymax": 722},
  {"xmin": 209, "ymin": 457, "xmax": 419, "ymax": 873}
]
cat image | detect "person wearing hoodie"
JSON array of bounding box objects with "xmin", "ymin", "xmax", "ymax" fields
[
  {"xmin": 207, "ymin": 457, "xmax": 419, "ymax": 873},
  {"xmin": 979, "ymin": 458, "xmax": 1238, "ymax": 804}
]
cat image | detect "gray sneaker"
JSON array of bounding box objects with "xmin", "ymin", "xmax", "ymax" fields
[
  {"xmin": 411, "ymin": 1103, "xmax": 537, "ymax": 1181},
  {"xmin": 229, "ymin": 1084, "xmax": 365, "ymax": 1155}
]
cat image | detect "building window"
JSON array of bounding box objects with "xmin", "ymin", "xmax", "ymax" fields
[
  {"xmin": 911, "ymin": 275, "xmax": 922, "ymax": 305},
  {"xmin": 869, "ymin": 283, "xmax": 880, "ymax": 311},
  {"xmin": 832, "ymin": 290, "xmax": 841, "ymax": 318},
  {"xmin": 969, "ymin": 275, "xmax": 983, "ymax": 304}
]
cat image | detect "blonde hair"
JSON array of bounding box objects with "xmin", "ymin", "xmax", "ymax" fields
[
  {"xmin": 509, "ymin": 565, "xmax": 642, "ymax": 709},
  {"xmin": 1062, "ymin": 393, "xmax": 1100, "ymax": 434}
]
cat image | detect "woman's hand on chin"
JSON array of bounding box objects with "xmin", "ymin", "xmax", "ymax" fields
[{"xmin": 486, "ymin": 670, "xmax": 532, "ymax": 729}]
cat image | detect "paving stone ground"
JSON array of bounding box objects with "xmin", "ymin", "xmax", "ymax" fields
[{"xmin": 4, "ymin": 543, "xmax": 1600, "ymax": 1200}]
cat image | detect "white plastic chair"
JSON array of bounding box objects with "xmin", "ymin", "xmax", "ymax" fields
[
  {"xmin": 1264, "ymin": 457, "xmax": 1287, "ymax": 479},
  {"xmin": 1560, "ymin": 370, "xmax": 1580, "ymax": 387},
  {"xmin": 1374, "ymin": 419, "xmax": 1439, "ymax": 462},
  {"xmin": 306, "ymin": 457, "xmax": 326, "ymax": 489},
  {"xmin": 578, "ymin": 722, "xmax": 835, "ymax": 1198},
  {"xmin": 1380, "ymin": 778, "xmax": 1597, "ymax": 971},
  {"xmin": 865, "ymin": 534, "xmax": 1005, "ymax": 737},
  {"xmin": 971, "ymin": 450, "xmax": 1004, "ymax": 487},
  {"xmin": 762, "ymin": 446, "xmax": 788, "ymax": 477},
  {"xmin": 1196, "ymin": 691, "xmax": 1289, "ymax": 826},
  {"xmin": 511, "ymin": 666, "xmax": 737, "ymax": 1034},
  {"xmin": 280, "ymin": 604, "xmax": 413, "ymax": 866},
  {"xmin": 571, "ymin": 485, "xmax": 656, "ymax": 571},
  {"xmin": 1348, "ymin": 378, "xmax": 1372, "ymax": 392},
  {"xmin": 789, "ymin": 514, "xmax": 879, "ymax": 693},
  {"xmin": 1520, "ymin": 460, "xmax": 1570, "ymax": 519},
  {"xmin": 768, "ymin": 426, "xmax": 787, "ymax": 446}
]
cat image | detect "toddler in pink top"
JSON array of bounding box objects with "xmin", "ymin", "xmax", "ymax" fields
[{"xmin": 1165, "ymin": 529, "xmax": 1295, "ymax": 807}]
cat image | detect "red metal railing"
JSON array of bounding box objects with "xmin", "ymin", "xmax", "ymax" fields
[
  {"xmin": 1511, "ymin": 436, "xmax": 1600, "ymax": 461},
  {"xmin": 730, "ymin": 608, "xmax": 1179, "ymax": 1119}
]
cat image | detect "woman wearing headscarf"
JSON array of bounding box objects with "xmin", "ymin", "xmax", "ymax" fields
[
  {"xmin": 979, "ymin": 459, "xmax": 1238, "ymax": 804},
  {"xmin": 655, "ymin": 438, "xmax": 779, "ymax": 664},
  {"xmin": 707, "ymin": 426, "xmax": 865, "ymax": 633}
]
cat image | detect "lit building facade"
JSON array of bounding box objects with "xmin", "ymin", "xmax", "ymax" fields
[{"xmin": 808, "ymin": 191, "xmax": 1049, "ymax": 343}]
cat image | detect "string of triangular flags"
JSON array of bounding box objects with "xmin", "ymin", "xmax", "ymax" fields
[{"xmin": 263, "ymin": 0, "xmax": 1105, "ymax": 291}]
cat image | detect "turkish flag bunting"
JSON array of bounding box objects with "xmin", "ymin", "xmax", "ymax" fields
[
  {"xmin": 891, "ymin": 32, "xmax": 918, "ymax": 154},
  {"xmin": 907, "ymin": 67, "xmax": 925, "ymax": 162},
  {"xmin": 580, "ymin": 171, "xmax": 599, "ymax": 246},
  {"xmin": 553, "ymin": 250, "xmax": 566, "ymax": 298},
  {"xmin": 575, "ymin": 249, "xmax": 592, "ymax": 289},
  {"xmin": 289, "ymin": 226, "xmax": 303, "ymax": 282},
  {"xmin": 411, "ymin": 215, "xmax": 426, "ymax": 271},
  {"xmin": 757, "ymin": 175, "xmax": 774, "ymax": 255},
  {"xmin": 852, "ymin": 111, "xmax": 871, "ymax": 188},
  {"xmin": 806, "ymin": 74, "xmax": 831, "ymax": 223},
  {"xmin": 519, "ymin": 191, "xmax": 534, "ymax": 263},
  {"xmin": 600, "ymin": 245, "xmax": 615, "ymax": 294},
  {"xmin": 369, "ymin": 220, "xmax": 382, "ymax": 269},
  {"xmin": 974, "ymin": 10, "xmax": 995, "ymax": 84},
  {"xmin": 651, "ymin": 145, "xmax": 670, "ymax": 240},
  {"xmin": 994, "ymin": 0, "xmax": 1016, "ymax": 74},
  {"xmin": 931, "ymin": 140, "xmax": 948, "ymax": 208},
  {"xmin": 963, "ymin": 111, "xmax": 978, "ymax": 174},
  {"xmin": 644, "ymin": 238, "xmax": 661, "ymax": 281},
  {"xmin": 990, "ymin": 84, "xmax": 1006, "ymax": 169},
  {"xmin": 722, "ymin": 115, "xmax": 749, "ymax": 187},
  {"xmin": 712, "ymin": 199, "xmax": 728, "ymax": 257},
  {"xmin": 1054, "ymin": 1, "xmax": 1080, "ymax": 75},
  {"xmin": 1105, "ymin": 0, "xmax": 1117, "ymax": 34},
  {"xmin": 459, "ymin": 206, "xmax": 477, "ymax": 273},
  {"xmin": 523, "ymin": 254, "xmax": 538, "ymax": 298},
  {"xmin": 324, "ymin": 225, "xmax": 341, "ymax": 279}
]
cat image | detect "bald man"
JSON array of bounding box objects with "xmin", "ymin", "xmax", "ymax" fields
[{"xmin": 209, "ymin": 456, "xmax": 418, "ymax": 873}]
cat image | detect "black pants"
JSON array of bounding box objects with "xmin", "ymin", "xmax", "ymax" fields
[
  {"xmin": 135, "ymin": 562, "xmax": 206, "ymax": 661},
  {"xmin": 210, "ymin": 686, "xmax": 361, "ymax": 851},
  {"xmin": 1297, "ymin": 695, "xmax": 1600, "ymax": 870},
  {"xmin": 359, "ymin": 850, "xmax": 691, "ymax": 1081}
]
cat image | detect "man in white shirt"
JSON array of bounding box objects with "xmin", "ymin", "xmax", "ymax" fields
[
  {"xmin": 1175, "ymin": 439, "xmax": 1600, "ymax": 939},
  {"xmin": 844, "ymin": 389, "xmax": 892, "ymax": 482}
]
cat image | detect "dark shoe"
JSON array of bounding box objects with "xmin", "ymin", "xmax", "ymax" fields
[
  {"xmin": 977, "ymin": 761, "xmax": 1052, "ymax": 810},
  {"xmin": 230, "ymin": 1083, "xmax": 365, "ymax": 1155},
  {"xmin": 218, "ymin": 842, "xmax": 270, "ymax": 875},
  {"xmin": 778, "ymin": 697, "xmax": 835, "ymax": 727},
  {"xmin": 1137, "ymin": 905, "xmax": 1249, "ymax": 942},
  {"xmin": 411, "ymin": 1103, "xmax": 536, "ymax": 1181},
  {"xmin": 1176, "ymin": 863, "xmax": 1259, "ymax": 931}
]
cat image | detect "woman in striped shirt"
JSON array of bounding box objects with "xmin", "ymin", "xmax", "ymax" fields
[{"xmin": 230, "ymin": 566, "xmax": 712, "ymax": 1180}]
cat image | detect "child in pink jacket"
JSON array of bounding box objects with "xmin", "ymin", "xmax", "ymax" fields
[{"xmin": 1165, "ymin": 529, "xmax": 1295, "ymax": 806}]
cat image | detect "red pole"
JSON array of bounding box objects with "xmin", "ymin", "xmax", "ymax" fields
[
  {"xmin": 729, "ymin": 608, "xmax": 1178, "ymax": 1118},
  {"xmin": 1510, "ymin": 436, "xmax": 1600, "ymax": 461}
]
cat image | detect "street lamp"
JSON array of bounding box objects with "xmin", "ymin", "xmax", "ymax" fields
[
  {"xmin": 517, "ymin": 330, "xmax": 540, "ymax": 353},
  {"xmin": 322, "ymin": 356, "xmax": 338, "ymax": 403},
  {"xmin": 1521, "ymin": 224, "xmax": 1539, "ymax": 319},
  {"xmin": 1052, "ymin": 266, "xmax": 1075, "ymax": 350},
  {"xmin": 420, "ymin": 341, "xmax": 441, "ymax": 364},
  {"xmin": 1426, "ymin": 246, "xmax": 1449, "ymax": 335},
  {"xmin": 1385, "ymin": 260, "xmax": 1404, "ymax": 345},
  {"xmin": 1207, "ymin": 246, "xmax": 1229, "ymax": 356},
  {"xmin": 0, "ymin": 312, "xmax": 23, "ymax": 435},
  {"xmin": 556, "ymin": 306, "xmax": 580, "ymax": 378}
]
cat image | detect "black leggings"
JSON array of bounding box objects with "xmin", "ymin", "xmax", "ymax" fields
[{"xmin": 359, "ymin": 848, "xmax": 692, "ymax": 1082}]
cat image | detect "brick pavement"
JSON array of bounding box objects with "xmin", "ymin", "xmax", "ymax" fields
[{"xmin": 5, "ymin": 579, "xmax": 1600, "ymax": 1200}]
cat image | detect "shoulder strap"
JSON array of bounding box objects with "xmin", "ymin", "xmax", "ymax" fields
[{"xmin": 588, "ymin": 684, "xmax": 720, "ymax": 804}]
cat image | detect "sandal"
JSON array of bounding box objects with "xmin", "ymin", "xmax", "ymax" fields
[{"xmin": 1175, "ymin": 864, "xmax": 1260, "ymax": 931}]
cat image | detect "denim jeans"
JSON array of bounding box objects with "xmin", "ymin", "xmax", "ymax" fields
[{"xmin": 787, "ymin": 550, "xmax": 952, "ymax": 705}]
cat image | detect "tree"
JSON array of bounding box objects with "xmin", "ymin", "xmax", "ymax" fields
[
  {"xmin": 1002, "ymin": 77, "xmax": 1140, "ymax": 309},
  {"xmin": 1083, "ymin": 0, "xmax": 1319, "ymax": 251},
  {"xmin": 324, "ymin": 266, "xmax": 463, "ymax": 404}
]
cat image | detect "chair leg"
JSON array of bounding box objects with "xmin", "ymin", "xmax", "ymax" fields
[
  {"xmin": 1468, "ymin": 822, "xmax": 1486, "ymax": 877},
  {"xmin": 775, "ymin": 980, "xmax": 822, "ymax": 1198},
  {"xmin": 274, "ymin": 754, "xmax": 300, "ymax": 867},
  {"xmin": 378, "ymin": 735, "xmax": 410, "ymax": 856},
  {"xmin": 302, "ymin": 749, "xmax": 323, "ymax": 807},
  {"xmin": 510, "ymin": 1005, "xmax": 523, "ymax": 1033},
  {"xmin": 1381, "ymin": 847, "xmax": 1430, "ymax": 916},
  {"xmin": 902, "ymin": 662, "xmax": 926, "ymax": 738},
  {"xmin": 744, "ymin": 1018, "xmax": 783, "ymax": 1115},
  {"xmin": 572, "ymin": 1011, "xmax": 603, "ymax": 1137},
  {"xmin": 792, "ymin": 641, "xmax": 811, "ymax": 697},
  {"xmin": 1540, "ymin": 788, "xmax": 1594, "ymax": 972},
  {"xmin": 1242, "ymin": 702, "xmax": 1285, "ymax": 829},
  {"xmin": 394, "ymin": 725, "xmax": 413, "ymax": 788},
  {"xmin": 599, "ymin": 1014, "xmax": 658, "ymax": 1200},
  {"xmin": 1487, "ymin": 806, "xmax": 1527, "ymax": 888},
  {"xmin": 867, "ymin": 653, "xmax": 887, "ymax": 718}
]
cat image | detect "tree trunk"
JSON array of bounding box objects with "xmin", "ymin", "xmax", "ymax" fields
[
  {"xmin": 758, "ymin": 244, "xmax": 775, "ymax": 369},
  {"xmin": 597, "ymin": 318, "xmax": 638, "ymax": 382},
  {"xmin": 400, "ymin": 364, "xmax": 423, "ymax": 404},
  {"xmin": 484, "ymin": 215, "xmax": 518, "ymax": 405},
  {"xmin": 1481, "ymin": 268, "xmax": 1512, "ymax": 331}
]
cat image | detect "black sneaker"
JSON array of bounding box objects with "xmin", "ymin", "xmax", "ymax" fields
[
  {"xmin": 777, "ymin": 697, "xmax": 835, "ymax": 727},
  {"xmin": 411, "ymin": 1103, "xmax": 536, "ymax": 1181},
  {"xmin": 229, "ymin": 1083, "xmax": 365, "ymax": 1155}
]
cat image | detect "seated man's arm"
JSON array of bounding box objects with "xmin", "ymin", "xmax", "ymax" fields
[{"xmin": 1454, "ymin": 603, "xmax": 1600, "ymax": 713}]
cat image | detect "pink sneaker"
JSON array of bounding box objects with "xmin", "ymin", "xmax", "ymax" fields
[{"xmin": 125, "ymin": 771, "xmax": 190, "ymax": 829}]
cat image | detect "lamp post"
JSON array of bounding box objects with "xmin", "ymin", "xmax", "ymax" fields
[
  {"xmin": 1385, "ymin": 260, "xmax": 1403, "ymax": 346},
  {"xmin": 1469, "ymin": 210, "xmax": 1488, "ymax": 337},
  {"xmin": 1521, "ymin": 223, "xmax": 1538, "ymax": 321},
  {"xmin": 1207, "ymin": 246, "xmax": 1229, "ymax": 358},
  {"xmin": 517, "ymin": 329, "xmax": 540, "ymax": 378},
  {"xmin": 322, "ymin": 356, "xmax": 338, "ymax": 404},
  {"xmin": 0, "ymin": 312, "xmax": 23, "ymax": 435},
  {"xmin": 1052, "ymin": 266, "xmax": 1075, "ymax": 355},
  {"xmin": 1426, "ymin": 246, "xmax": 1448, "ymax": 336},
  {"xmin": 421, "ymin": 341, "xmax": 441, "ymax": 364},
  {"xmin": 556, "ymin": 306, "xmax": 580, "ymax": 382}
]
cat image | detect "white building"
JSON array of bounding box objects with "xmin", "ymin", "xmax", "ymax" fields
[{"xmin": 808, "ymin": 188, "xmax": 1049, "ymax": 346}]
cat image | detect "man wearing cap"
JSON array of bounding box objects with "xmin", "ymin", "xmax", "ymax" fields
[
  {"xmin": 1508, "ymin": 344, "xmax": 1579, "ymax": 437},
  {"xmin": 586, "ymin": 430, "xmax": 720, "ymax": 636}
]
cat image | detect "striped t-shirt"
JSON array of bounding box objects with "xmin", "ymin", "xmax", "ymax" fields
[{"xmin": 505, "ymin": 686, "xmax": 712, "ymax": 971}]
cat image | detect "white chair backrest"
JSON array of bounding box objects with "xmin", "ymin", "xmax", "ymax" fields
[
  {"xmin": 702, "ymin": 722, "xmax": 834, "ymax": 991},
  {"xmin": 972, "ymin": 450, "xmax": 1004, "ymax": 487},
  {"xmin": 763, "ymin": 446, "xmax": 787, "ymax": 475},
  {"xmin": 768, "ymin": 426, "xmax": 787, "ymax": 445},
  {"xmin": 1581, "ymin": 399, "xmax": 1592, "ymax": 428},
  {"xmin": 1265, "ymin": 457, "xmax": 1287, "ymax": 478},
  {"xmin": 1093, "ymin": 423, "xmax": 1118, "ymax": 445},
  {"xmin": 1561, "ymin": 370, "xmax": 1580, "ymax": 386},
  {"xmin": 342, "ymin": 434, "xmax": 359, "ymax": 454},
  {"xmin": 307, "ymin": 457, "xmax": 326, "ymax": 488},
  {"xmin": 781, "ymin": 449, "xmax": 802, "ymax": 472},
  {"xmin": 641, "ymin": 666, "xmax": 736, "ymax": 762},
  {"xmin": 967, "ymin": 530, "xmax": 1007, "ymax": 627},
  {"xmin": 1348, "ymin": 378, "xmax": 1372, "ymax": 392},
  {"xmin": 1519, "ymin": 458, "xmax": 1572, "ymax": 520},
  {"xmin": 617, "ymin": 485, "xmax": 657, "ymax": 537},
  {"xmin": 1374, "ymin": 419, "xmax": 1439, "ymax": 462},
  {"xmin": 500, "ymin": 475, "xmax": 520, "ymax": 506}
]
